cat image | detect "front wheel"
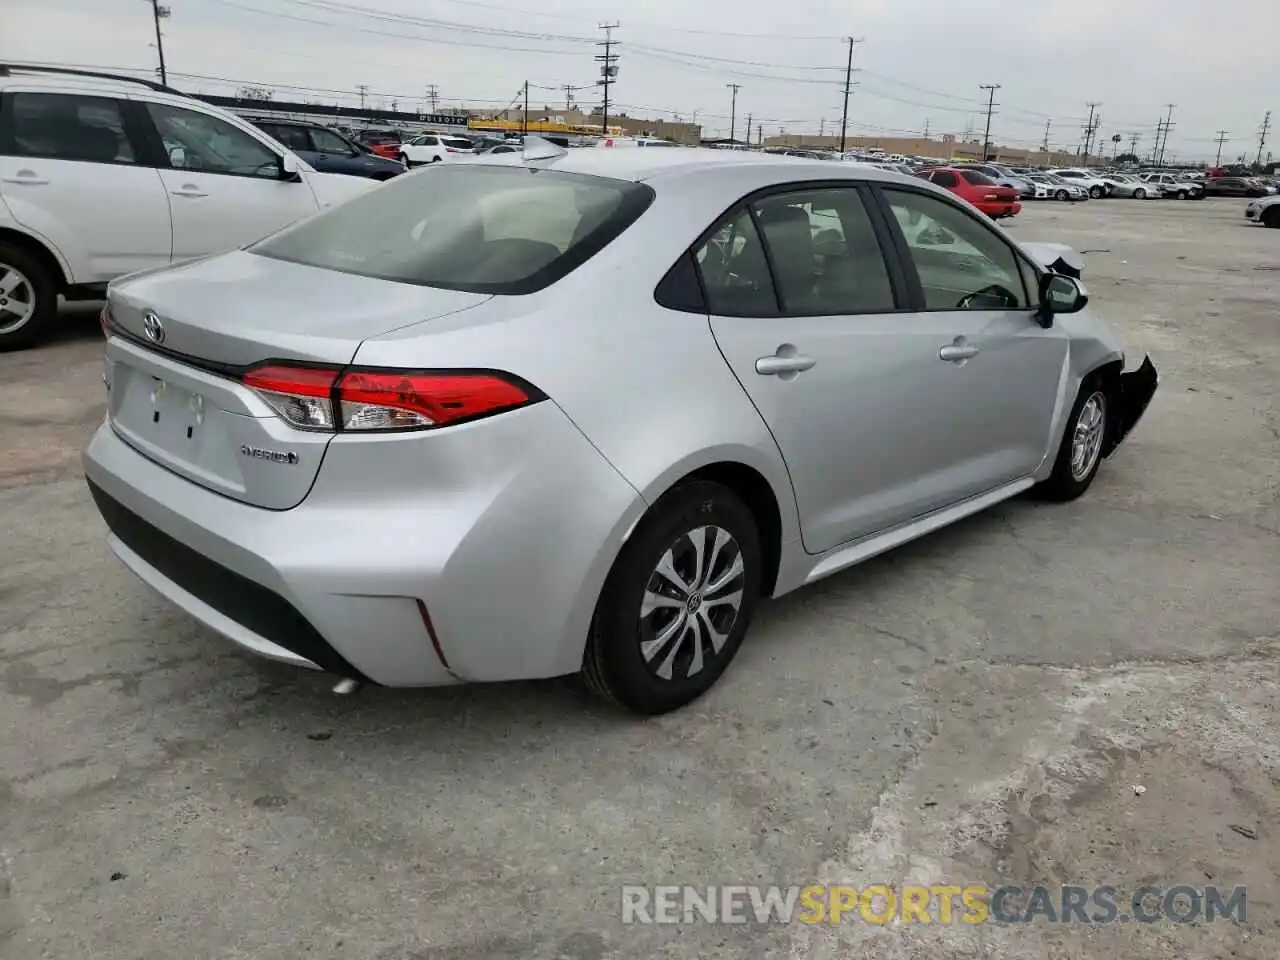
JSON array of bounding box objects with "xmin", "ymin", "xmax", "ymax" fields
[
  {"xmin": 1035, "ymin": 381, "xmax": 1109, "ymax": 502},
  {"xmin": 1055, "ymin": 189, "xmax": 1069, "ymax": 201},
  {"xmin": 1262, "ymin": 207, "xmax": 1280, "ymax": 229},
  {"xmin": 582, "ymin": 481, "xmax": 762, "ymax": 715},
  {"xmin": 1089, "ymin": 185, "xmax": 1104, "ymax": 199},
  {"xmin": 1134, "ymin": 188, "xmax": 1147, "ymax": 199},
  {"xmin": 0, "ymin": 243, "xmax": 57, "ymax": 352},
  {"xmin": 398, "ymin": 153, "xmax": 410, "ymax": 166},
  {"xmin": 1176, "ymin": 189, "xmax": 1188, "ymax": 200}
]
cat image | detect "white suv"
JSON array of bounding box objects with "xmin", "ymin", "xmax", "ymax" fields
[
  {"xmin": 398, "ymin": 133, "xmax": 475, "ymax": 166},
  {"xmin": 0, "ymin": 65, "xmax": 378, "ymax": 349}
]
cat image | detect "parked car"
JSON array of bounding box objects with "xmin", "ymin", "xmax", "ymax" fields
[
  {"xmin": 1201, "ymin": 176, "xmax": 1272, "ymax": 198},
  {"xmin": 1028, "ymin": 173, "xmax": 1089, "ymax": 202},
  {"xmin": 922, "ymin": 167, "xmax": 1022, "ymax": 219},
  {"xmin": 962, "ymin": 163, "xmax": 1036, "ymax": 199},
  {"xmin": 0, "ymin": 64, "xmax": 376, "ymax": 350},
  {"xmin": 84, "ymin": 149, "xmax": 1156, "ymax": 714},
  {"xmin": 1098, "ymin": 173, "xmax": 1156, "ymax": 199},
  {"xmin": 1245, "ymin": 194, "xmax": 1280, "ymax": 227},
  {"xmin": 1138, "ymin": 173, "xmax": 1205, "ymax": 200},
  {"xmin": 245, "ymin": 117, "xmax": 404, "ymax": 181},
  {"xmin": 1050, "ymin": 169, "xmax": 1111, "ymax": 199},
  {"xmin": 399, "ymin": 133, "xmax": 476, "ymax": 166},
  {"xmin": 356, "ymin": 130, "xmax": 402, "ymax": 159}
]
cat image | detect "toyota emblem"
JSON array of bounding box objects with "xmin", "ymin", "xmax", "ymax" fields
[{"xmin": 142, "ymin": 311, "xmax": 166, "ymax": 344}]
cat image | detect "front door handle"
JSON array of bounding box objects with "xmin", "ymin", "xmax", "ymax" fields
[
  {"xmin": 939, "ymin": 344, "xmax": 979, "ymax": 362},
  {"xmin": 171, "ymin": 185, "xmax": 208, "ymax": 198},
  {"xmin": 756, "ymin": 353, "xmax": 817, "ymax": 376},
  {"xmin": 2, "ymin": 170, "xmax": 49, "ymax": 185}
]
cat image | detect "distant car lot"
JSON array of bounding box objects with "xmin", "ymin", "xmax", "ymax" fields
[{"xmin": 2, "ymin": 197, "xmax": 1277, "ymax": 959}]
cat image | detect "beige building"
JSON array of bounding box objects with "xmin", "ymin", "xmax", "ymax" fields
[{"xmin": 488, "ymin": 106, "xmax": 703, "ymax": 145}]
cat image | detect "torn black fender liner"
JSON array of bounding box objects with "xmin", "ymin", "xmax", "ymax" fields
[{"xmin": 1105, "ymin": 355, "xmax": 1158, "ymax": 456}]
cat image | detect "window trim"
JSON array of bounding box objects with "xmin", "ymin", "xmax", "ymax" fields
[
  {"xmin": 662, "ymin": 179, "xmax": 912, "ymax": 319},
  {"xmin": 870, "ymin": 182, "xmax": 1043, "ymax": 314},
  {"xmin": 143, "ymin": 101, "xmax": 289, "ymax": 182},
  {"xmin": 0, "ymin": 91, "xmax": 151, "ymax": 169}
]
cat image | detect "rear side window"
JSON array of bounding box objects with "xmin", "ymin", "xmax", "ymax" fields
[
  {"xmin": 3, "ymin": 92, "xmax": 137, "ymax": 164},
  {"xmin": 961, "ymin": 170, "xmax": 996, "ymax": 185},
  {"xmin": 931, "ymin": 171, "xmax": 958, "ymax": 188},
  {"xmin": 442, "ymin": 137, "xmax": 474, "ymax": 150},
  {"xmin": 694, "ymin": 208, "xmax": 778, "ymax": 316},
  {"xmin": 251, "ymin": 165, "xmax": 655, "ymax": 294},
  {"xmin": 261, "ymin": 124, "xmax": 310, "ymax": 152}
]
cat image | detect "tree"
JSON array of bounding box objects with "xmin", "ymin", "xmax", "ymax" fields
[
  {"xmin": 237, "ymin": 85, "xmax": 273, "ymax": 101},
  {"xmin": 1115, "ymin": 152, "xmax": 1140, "ymax": 164}
]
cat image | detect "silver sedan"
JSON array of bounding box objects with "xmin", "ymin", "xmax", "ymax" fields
[
  {"xmin": 1101, "ymin": 174, "xmax": 1159, "ymax": 199},
  {"xmin": 85, "ymin": 144, "xmax": 1158, "ymax": 714}
]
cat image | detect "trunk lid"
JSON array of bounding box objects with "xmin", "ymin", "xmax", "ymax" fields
[{"xmin": 105, "ymin": 250, "xmax": 491, "ymax": 510}]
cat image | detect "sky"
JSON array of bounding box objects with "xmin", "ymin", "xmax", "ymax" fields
[{"xmin": 3, "ymin": 0, "xmax": 1276, "ymax": 162}]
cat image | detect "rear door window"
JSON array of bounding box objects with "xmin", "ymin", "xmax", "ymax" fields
[
  {"xmin": 4, "ymin": 92, "xmax": 138, "ymax": 164},
  {"xmin": 694, "ymin": 208, "xmax": 778, "ymax": 316},
  {"xmin": 251, "ymin": 165, "xmax": 655, "ymax": 294}
]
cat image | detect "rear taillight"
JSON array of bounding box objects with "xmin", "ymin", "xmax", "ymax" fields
[
  {"xmin": 241, "ymin": 364, "xmax": 538, "ymax": 432},
  {"xmin": 100, "ymin": 304, "xmax": 111, "ymax": 336}
]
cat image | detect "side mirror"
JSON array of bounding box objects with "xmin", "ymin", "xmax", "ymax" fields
[
  {"xmin": 279, "ymin": 153, "xmax": 302, "ymax": 181},
  {"xmin": 1038, "ymin": 272, "xmax": 1088, "ymax": 326}
]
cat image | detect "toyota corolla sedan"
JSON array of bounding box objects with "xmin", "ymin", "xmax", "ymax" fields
[{"xmin": 85, "ymin": 142, "xmax": 1158, "ymax": 715}]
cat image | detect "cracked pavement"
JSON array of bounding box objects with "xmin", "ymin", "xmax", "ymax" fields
[{"xmin": 1, "ymin": 198, "xmax": 1277, "ymax": 958}]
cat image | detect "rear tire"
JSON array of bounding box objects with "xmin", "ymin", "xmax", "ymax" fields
[
  {"xmin": 1035, "ymin": 377, "xmax": 1109, "ymax": 502},
  {"xmin": 0, "ymin": 242, "xmax": 57, "ymax": 352},
  {"xmin": 1263, "ymin": 207, "xmax": 1280, "ymax": 229},
  {"xmin": 582, "ymin": 481, "xmax": 762, "ymax": 715}
]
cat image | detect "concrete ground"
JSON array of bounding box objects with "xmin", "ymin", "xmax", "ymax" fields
[{"xmin": 1, "ymin": 197, "xmax": 1277, "ymax": 960}]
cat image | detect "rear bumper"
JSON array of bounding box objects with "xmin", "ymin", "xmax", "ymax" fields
[
  {"xmin": 83, "ymin": 401, "xmax": 645, "ymax": 686},
  {"xmin": 1105, "ymin": 355, "xmax": 1158, "ymax": 456}
]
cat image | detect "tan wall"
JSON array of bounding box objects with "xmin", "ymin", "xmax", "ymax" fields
[
  {"xmin": 762, "ymin": 133, "xmax": 1080, "ymax": 168},
  {"xmin": 490, "ymin": 106, "xmax": 702, "ymax": 144}
]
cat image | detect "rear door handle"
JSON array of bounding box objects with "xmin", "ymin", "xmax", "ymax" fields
[
  {"xmin": 939, "ymin": 344, "xmax": 979, "ymax": 362},
  {"xmin": 170, "ymin": 185, "xmax": 208, "ymax": 198},
  {"xmin": 2, "ymin": 170, "xmax": 49, "ymax": 185},
  {"xmin": 756, "ymin": 354, "xmax": 817, "ymax": 375}
]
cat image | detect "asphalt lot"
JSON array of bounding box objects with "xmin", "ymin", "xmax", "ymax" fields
[{"xmin": 1, "ymin": 197, "xmax": 1277, "ymax": 960}]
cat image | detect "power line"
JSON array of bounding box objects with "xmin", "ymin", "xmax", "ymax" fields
[
  {"xmin": 726, "ymin": 82, "xmax": 741, "ymax": 142},
  {"xmin": 595, "ymin": 22, "xmax": 619, "ymax": 135},
  {"xmin": 838, "ymin": 37, "xmax": 862, "ymax": 153},
  {"xmin": 979, "ymin": 83, "xmax": 1000, "ymax": 161}
]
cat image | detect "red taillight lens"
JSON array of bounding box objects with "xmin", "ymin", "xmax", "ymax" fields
[
  {"xmin": 100, "ymin": 303, "xmax": 112, "ymax": 336},
  {"xmin": 242, "ymin": 364, "xmax": 536, "ymax": 432},
  {"xmin": 243, "ymin": 364, "xmax": 339, "ymax": 430}
]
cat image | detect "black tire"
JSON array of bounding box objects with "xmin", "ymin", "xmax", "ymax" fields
[
  {"xmin": 0, "ymin": 241, "xmax": 57, "ymax": 352},
  {"xmin": 1089, "ymin": 185, "xmax": 1104, "ymax": 199},
  {"xmin": 582, "ymin": 481, "xmax": 763, "ymax": 715},
  {"xmin": 430, "ymin": 156, "xmax": 442, "ymax": 163},
  {"xmin": 1035, "ymin": 376, "xmax": 1110, "ymax": 502},
  {"xmin": 1176, "ymin": 189, "xmax": 1188, "ymax": 200},
  {"xmin": 1055, "ymin": 189, "xmax": 1069, "ymax": 201},
  {"xmin": 1134, "ymin": 188, "xmax": 1147, "ymax": 200},
  {"xmin": 1260, "ymin": 207, "xmax": 1280, "ymax": 228}
]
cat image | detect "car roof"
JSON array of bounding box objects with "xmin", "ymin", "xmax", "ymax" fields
[{"xmin": 458, "ymin": 146, "xmax": 912, "ymax": 186}]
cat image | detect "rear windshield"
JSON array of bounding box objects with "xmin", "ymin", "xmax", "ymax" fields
[
  {"xmin": 960, "ymin": 170, "xmax": 997, "ymax": 185},
  {"xmin": 442, "ymin": 137, "xmax": 474, "ymax": 149},
  {"xmin": 251, "ymin": 164, "xmax": 655, "ymax": 294}
]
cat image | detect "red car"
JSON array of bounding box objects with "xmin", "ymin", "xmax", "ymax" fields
[
  {"xmin": 357, "ymin": 130, "xmax": 402, "ymax": 160},
  {"xmin": 922, "ymin": 167, "xmax": 1022, "ymax": 219}
]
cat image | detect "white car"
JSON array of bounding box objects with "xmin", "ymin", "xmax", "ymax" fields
[
  {"xmin": 1099, "ymin": 174, "xmax": 1158, "ymax": 199},
  {"xmin": 1245, "ymin": 194, "xmax": 1280, "ymax": 228},
  {"xmin": 1138, "ymin": 173, "xmax": 1205, "ymax": 200},
  {"xmin": 399, "ymin": 134, "xmax": 476, "ymax": 166},
  {"xmin": 0, "ymin": 65, "xmax": 376, "ymax": 350},
  {"xmin": 1049, "ymin": 169, "xmax": 1111, "ymax": 199},
  {"xmin": 1027, "ymin": 174, "xmax": 1088, "ymax": 201}
]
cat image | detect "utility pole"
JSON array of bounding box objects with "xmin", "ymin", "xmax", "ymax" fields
[
  {"xmin": 979, "ymin": 83, "xmax": 1001, "ymax": 161},
  {"xmin": 1041, "ymin": 118, "xmax": 1051, "ymax": 154},
  {"xmin": 357, "ymin": 84, "xmax": 369, "ymax": 111},
  {"xmin": 522, "ymin": 80, "xmax": 529, "ymax": 135},
  {"xmin": 425, "ymin": 84, "xmax": 439, "ymax": 111},
  {"xmin": 147, "ymin": 0, "xmax": 170, "ymax": 85},
  {"xmin": 1152, "ymin": 118, "xmax": 1165, "ymax": 163},
  {"xmin": 1128, "ymin": 132, "xmax": 1140, "ymax": 159},
  {"xmin": 595, "ymin": 22, "xmax": 620, "ymax": 135},
  {"xmin": 1257, "ymin": 111, "xmax": 1272, "ymax": 168},
  {"xmin": 1157, "ymin": 104, "xmax": 1175, "ymax": 166},
  {"xmin": 923, "ymin": 117, "xmax": 930, "ymax": 139},
  {"xmin": 1080, "ymin": 102, "xmax": 1100, "ymax": 164},
  {"xmin": 1214, "ymin": 130, "xmax": 1230, "ymax": 166},
  {"xmin": 726, "ymin": 83, "xmax": 741, "ymax": 142},
  {"xmin": 745, "ymin": 113, "xmax": 752, "ymax": 146},
  {"xmin": 756, "ymin": 123, "xmax": 763, "ymax": 147},
  {"xmin": 838, "ymin": 37, "xmax": 863, "ymax": 153}
]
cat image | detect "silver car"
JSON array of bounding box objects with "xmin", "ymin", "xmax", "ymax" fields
[
  {"xmin": 1101, "ymin": 174, "xmax": 1158, "ymax": 199},
  {"xmin": 84, "ymin": 145, "xmax": 1159, "ymax": 714}
]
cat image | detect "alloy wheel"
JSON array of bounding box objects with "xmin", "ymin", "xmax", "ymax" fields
[
  {"xmin": 0, "ymin": 263, "xmax": 36, "ymax": 336},
  {"xmin": 1070, "ymin": 392, "xmax": 1107, "ymax": 481},
  {"xmin": 639, "ymin": 525, "xmax": 746, "ymax": 682}
]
